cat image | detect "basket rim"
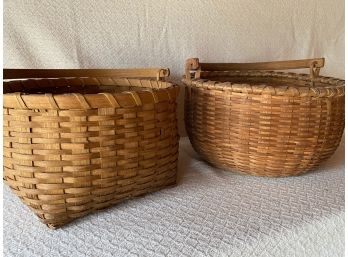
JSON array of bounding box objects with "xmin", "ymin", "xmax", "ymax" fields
[
  {"xmin": 4, "ymin": 78, "xmax": 178, "ymax": 110},
  {"xmin": 183, "ymin": 71, "xmax": 344, "ymax": 97}
]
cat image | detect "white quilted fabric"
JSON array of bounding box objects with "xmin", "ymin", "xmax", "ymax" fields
[{"xmin": 4, "ymin": 137, "xmax": 344, "ymax": 257}]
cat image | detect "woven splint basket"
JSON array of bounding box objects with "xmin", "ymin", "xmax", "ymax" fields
[
  {"xmin": 183, "ymin": 58, "xmax": 344, "ymax": 177},
  {"xmin": 4, "ymin": 68, "xmax": 179, "ymax": 228}
]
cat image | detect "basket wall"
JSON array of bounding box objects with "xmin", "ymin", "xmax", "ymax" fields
[{"xmin": 184, "ymin": 74, "xmax": 344, "ymax": 177}]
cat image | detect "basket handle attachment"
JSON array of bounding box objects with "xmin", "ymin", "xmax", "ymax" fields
[
  {"xmin": 3, "ymin": 68, "xmax": 170, "ymax": 81},
  {"xmin": 185, "ymin": 58, "xmax": 325, "ymax": 80}
]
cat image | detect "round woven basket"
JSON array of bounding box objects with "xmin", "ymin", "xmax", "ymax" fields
[
  {"xmin": 4, "ymin": 68, "xmax": 179, "ymax": 228},
  {"xmin": 183, "ymin": 58, "xmax": 344, "ymax": 177}
]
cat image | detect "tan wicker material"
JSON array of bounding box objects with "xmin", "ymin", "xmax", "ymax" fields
[
  {"xmin": 183, "ymin": 58, "xmax": 344, "ymax": 177},
  {"xmin": 3, "ymin": 68, "xmax": 179, "ymax": 228}
]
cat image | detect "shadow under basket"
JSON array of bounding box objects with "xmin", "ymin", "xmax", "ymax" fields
[
  {"xmin": 183, "ymin": 58, "xmax": 344, "ymax": 177},
  {"xmin": 3, "ymin": 68, "xmax": 179, "ymax": 228}
]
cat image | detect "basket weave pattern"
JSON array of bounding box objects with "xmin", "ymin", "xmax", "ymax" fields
[
  {"xmin": 4, "ymin": 71, "xmax": 179, "ymax": 228},
  {"xmin": 184, "ymin": 59, "xmax": 344, "ymax": 177}
]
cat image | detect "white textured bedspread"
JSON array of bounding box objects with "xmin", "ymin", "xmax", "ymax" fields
[{"xmin": 4, "ymin": 137, "xmax": 344, "ymax": 257}]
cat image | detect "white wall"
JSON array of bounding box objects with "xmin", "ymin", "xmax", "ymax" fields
[{"xmin": 4, "ymin": 0, "xmax": 344, "ymax": 135}]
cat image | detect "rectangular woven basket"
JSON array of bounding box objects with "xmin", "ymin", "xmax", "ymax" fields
[{"xmin": 3, "ymin": 68, "xmax": 179, "ymax": 228}]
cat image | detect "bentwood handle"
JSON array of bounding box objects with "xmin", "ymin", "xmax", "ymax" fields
[
  {"xmin": 185, "ymin": 58, "xmax": 325, "ymax": 80},
  {"xmin": 4, "ymin": 68, "xmax": 170, "ymax": 81}
]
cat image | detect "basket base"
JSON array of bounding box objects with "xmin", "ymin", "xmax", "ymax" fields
[
  {"xmin": 38, "ymin": 180, "xmax": 178, "ymax": 229},
  {"xmin": 188, "ymin": 137, "xmax": 339, "ymax": 178}
]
